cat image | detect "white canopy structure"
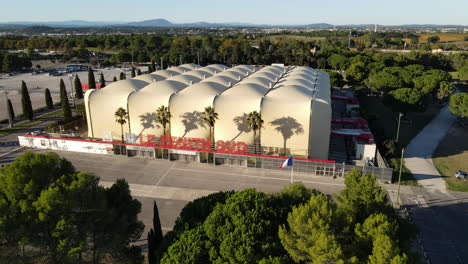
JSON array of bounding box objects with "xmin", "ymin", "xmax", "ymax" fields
[{"xmin": 84, "ymin": 64, "xmax": 331, "ymax": 159}]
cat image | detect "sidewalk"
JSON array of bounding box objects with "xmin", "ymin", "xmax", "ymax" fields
[{"xmin": 404, "ymin": 105, "xmax": 457, "ymax": 193}]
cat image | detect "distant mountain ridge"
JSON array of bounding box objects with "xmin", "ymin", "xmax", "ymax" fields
[{"xmin": 0, "ymin": 19, "xmax": 465, "ymax": 28}]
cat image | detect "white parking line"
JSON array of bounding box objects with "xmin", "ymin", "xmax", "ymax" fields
[
  {"xmin": 171, "ymin": 168, "xmax": 345, "ymax": 186},
  {"xmin": 0, "ymin": 147, "xmax": 24, "ymax": 158}
]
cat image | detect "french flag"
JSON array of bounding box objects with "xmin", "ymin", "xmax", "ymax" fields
[{"xmin": 279, "ymin": 156, "xmax": 293, "ymax": 168}]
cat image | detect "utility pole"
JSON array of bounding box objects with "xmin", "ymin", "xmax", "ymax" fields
[
  {"xmin": 348, "ymin": 31, "xmax": 352, "ymax": 49},
  {"xmin": 396, "ymin": 147, "xmax": 405, "ymax": 207},
  {"xmin": 396, "ymin": 113, "xmax": 403, "ymax": 143}
]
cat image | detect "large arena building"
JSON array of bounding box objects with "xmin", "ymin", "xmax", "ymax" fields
[{"xmin": 84, "ymin": 64, "xmax": 332, "ymax": 160}]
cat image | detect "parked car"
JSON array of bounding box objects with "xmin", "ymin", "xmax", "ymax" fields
[{"xmin": 455, "ymin": 171, "xmax": 468, "ymax": 179}]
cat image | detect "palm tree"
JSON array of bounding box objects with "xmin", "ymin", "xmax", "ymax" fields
[
  {"xmin": 203, "ymin": 106, "xmax": 218, "ymax": 148},
  {"xmin": 115, "ymin": 107, "xmax": 128, "ymax": 143},
  {"xmin": 247, "ymin": 111, "xmax": 264, "ymax": 154},
  {"xmin": 156, "ymin": 105, "xmax": 172, "ymax": 137}
]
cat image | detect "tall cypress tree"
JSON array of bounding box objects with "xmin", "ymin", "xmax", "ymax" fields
[
  {"xmin": 153, "ymin": 201, "xmax": 163, "ymax": 248},
  {"xmin": 74, "ymin": 76, "xmax": 83, "ymax": 99},
  {"xmin": 119, "ymin": 72, "xmax": 126, "ymax": 80},
  {"xmin": 113, "ymin": 76, "xmax": 117, "ymax": 82},
  {"xmin": 7, "ymin": 98, "xmax": 14, "ymax": 127},
  {"xmin": 151, "ymin": 60, "xmax": 156, "ymax": 72},
  {"xmin": 60, "ymin": 79, "xmax": 72, "ymax": 121},
  {"xmin": 99, "ymin": 72, "xmax": 106, "ymax": 88},
  {"xmin": 137, "ymin": 69, "xmax": 142, "ymax": 76},
  {"xmin": 45, "ymin": 88, "xmax": 53, "ymax": 109},
  {"xmin": 88, "ymin": 67, "xmax": 96, "ymax": 89},
  {"xmin": 131, "ymin": 67, "xmax": 136, "ymax": 78},
  {"xmin": 147, "ymin": 229, "xmax": 155, "ymax": 264},
  {"xmin": 21, "ymin": 80, "xmax": 33, "ymax": 121}
]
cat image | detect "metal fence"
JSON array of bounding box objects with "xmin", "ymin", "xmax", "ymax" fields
[{"xmin": 214, "ymin": 152, "xmax": 393, "ymax": 182}]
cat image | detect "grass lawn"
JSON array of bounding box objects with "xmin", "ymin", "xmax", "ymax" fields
[
  {"xmin": 433, "ymin": 124, "xmax": 468, "ymax": 192},
  {"xmin": 0, "ymin": 108, "xmax": 64, "ymax": 137},
  {"xmin": 359, "ymin": 95, "xmax": 443, "ymax": 185},
  {"xmin": 417, "ymin": 33, "xmax": 468, "ymax": 43}
]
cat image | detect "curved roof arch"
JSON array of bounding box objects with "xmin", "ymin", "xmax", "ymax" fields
[
  {"xmin": 150, "ymin": 69, "xmax": 180, "ymax": 78},
  {"xmin": 240, "ymin": 77, "xmax": 273, "ymax": 88},
  {"xmin": 223, "ymin": 83, "xmax": 269, "ymax": 96},
  {"xmin": 168, "ymin": 74, "xmax": 202, "ymax": 85},
  {"xmin": 180, "ymin": 81, "xmax": 227, "ymax": 95},
  {"xmin": 261, "ymin": 66, "xmax": 284, "ymax": 76},
  {"xmin": 235, "ymin": 64, "xmax": 258, "ymax": 73},
  {"xmin": 250, "ymin": 71, "xmax": 278, "ymax": 82},
  {"xmin": 218, "ymin": 69, "xmax": 247, "ymax": 80},
  {"xmin": 127, "ymin": 80, "xmax": 188, "ymax": 138},
  {"xmin": 202, "ymin": 75, "xmax": 237, "ymax": 87},
  {"xmin": 85, "ymin": 79, "xmax": 148, "ymax": 140},
  {"xmin": 180, "ymin": 63, "xmax": 201, "ymax": 70},
  {"xmin": 168, "ymin": 66, "xmax": 192, "ymax": 73},
  {"xmin": 207, "ymin": 64, "xmax": 228, "ymax": 72},
  {"xmin": 184, "ymin": 69, "xmax": 214, "ymax": 80},
  {"xmin": 133, "ymin": 73, "xmax": 167, "ymax": 83},
  {"xmin": 276, "ymin": 78, "xmax": 316, "ymax": 89}
]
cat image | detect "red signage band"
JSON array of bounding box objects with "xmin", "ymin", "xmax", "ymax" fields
[{"xmin": 140, "ymin": 135, "xmax": 248, "ymax": 154}]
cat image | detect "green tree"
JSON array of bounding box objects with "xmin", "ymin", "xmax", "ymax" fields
[
  {"xmin": 458, "ymin": 65, "xmax": 468, "ymax": 81},
  {"xmin": 151, "ymin": 60, "xmax": 156, "ymax": 72},
  {"xmin": 60, "ymin": 79, "xmax": 72, "ymax": 121},
  {"xmin": 365, "ymin": 71, "xmax": 402, "ymax": 94},
  {"xmin": 162, "ymin": 189, "xmax": 288, "ymax": 264},
  {"xmin": 427, "ymin": 36, "xmax": 440, "ymax": 43},
  {"xmin": 74, "ymin": 75, "xmax": 84, "ymax": 99},
  {"xmin": 247, "ymin": 111, "xmax": 264, "ymax": 154},
  {"xmin": 328, "ymin": 70, "xmax": 345, "ymax": 88},
  {"xmin": 7, "ymin": 98, "xmax": 14, "ymax": 121},
  {"xmin": 120, "ymin": 72, "xmax": 126, "ymax": 80},
  {"xmin": 115, "ymin": 107, "xmax": 128, "ymax": 143},
  {"xmin": 279, "ymin": 193, "xmax": 346, "ymax": 264},
  {"xmin": 203, "ymin": 106, "xmax": 218, "ymax": 147},
  {"xmin": 384, "ymin": 88, "xmax": 427, "ymax": 113},
  {"xmin": 20, "ymin": 80, "xmax": 33, "ymax": 121},
  {"xmin": 137, "ymin": 69, "xmax": 142, "ymax": 76},
  {"xmin": 156, "ymin": 105, "xmax": 172, "ymax": 137},
  {"xmin": 437, "ymin": 81, "xmax": 455, "ymax": 101},
  {"xmin": 346, "ymin": 61, "xmax": 368, "ymax": 85},
  {"xmin": 449, "ymin": 93, "xmax": 468, "ymax": 118},
  {"xmin": 113, "ymin": 76, "xmax": 118, "ymax": 82},
  {"xmin": 131, "ymin": 67, "xmax": 136, "ymax": 78},
  {"xmin": 328, "ymin": 54, "xmax": 349, "ymax": 71},
  {"xmin": 99, "ymin": 72, "xmax": 106, "ymax": 88},
  {"xmin": 88, "ymin": 67, "xmax": 96, "ymax": 89},
  {"xmin": 368, "ymin": 235, "xmax": 408, "ymax": 264},
  {"xmin": 336, "ymin": 169, "xmax": 390, "ymax": 226},
  {"xmin": 44, "ymin": 88, "xmax": 53, "ymax": 109},
  {"xmin": 413, "ymin": 75, "xmax": 438, "ymax": 94},
  {"xmin": 153, "ymin": 201, "xmax": 163, "ymax": 249}
]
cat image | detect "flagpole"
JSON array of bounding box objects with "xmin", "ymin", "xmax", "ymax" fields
[{"xmin": 290, "ymin": 156, "xmax": 294, "ymax": 184}]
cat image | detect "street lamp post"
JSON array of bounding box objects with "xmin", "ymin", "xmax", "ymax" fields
[
  {"xmin": 396, "ymin": 147, "xmax": 405, "ymax": 208},
  {"xmin": 68, "ymin": 75, "xmax": 76, "ymax": 108},
  {"xmin": 396, "ymin": 112, "xmax": 403, "ymax": 143}
]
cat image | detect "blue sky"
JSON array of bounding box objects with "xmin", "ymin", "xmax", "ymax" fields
[{"xmin": 1, "ymin": 0, "xmax": 467, "ymax": 25}]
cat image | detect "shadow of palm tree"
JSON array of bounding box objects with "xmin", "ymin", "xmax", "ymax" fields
[
  {"xmin": 137, "ymin": 112, "xmax": 159, "ymax": 137},
  {"xmin": 180, "ymin": 111, "xmax": 205, "ymax": 137},
  {"xmin": 232, "ymin": 113, "xmax": 251, "ymax": 141},
  {"xmin": 270, "ymin": 116, "xmax": 304, "ymax": 154}
]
